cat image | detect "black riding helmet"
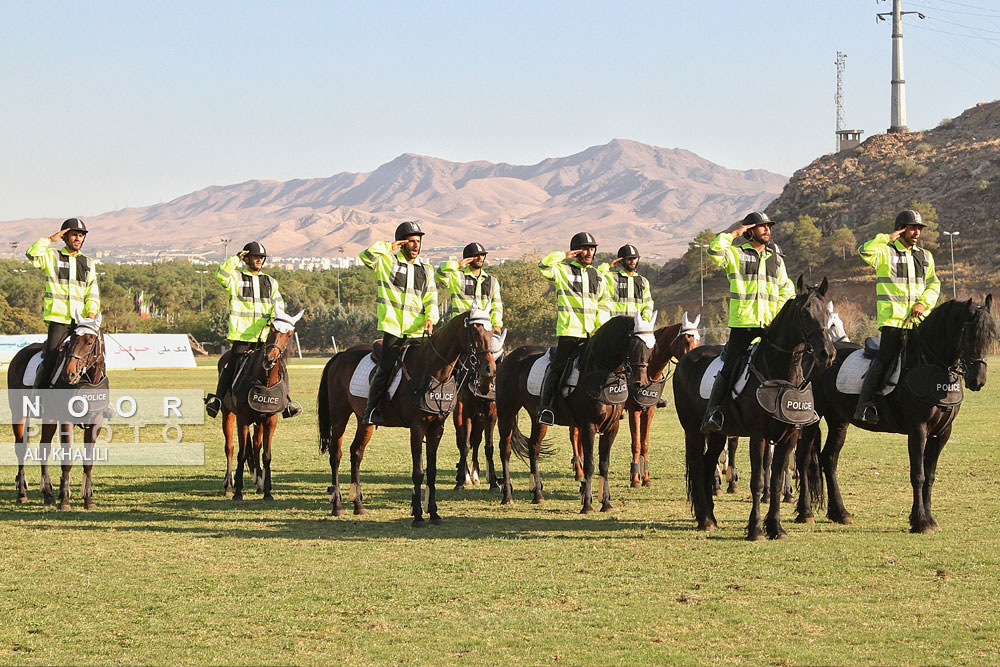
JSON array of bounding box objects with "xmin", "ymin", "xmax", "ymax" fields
[
  {"xmin": 570, "ymin": 232, "xmax": 598, "ymax": 250},
  {"xmin": 742, "ymin": 212, "xmax": 773, "ymax": 227},
  {"xmin": 463, "ymin": 242, "xmax": 487, "ymax": 258},
  {"xmin": 894, "ymin": 209, "xmax": 927, "ymax": 229},
  {"xmin": 617, "ymin": 244, "xmax": 639, "ymax": 260},
  {"xmin": 242, "ymin": 241, "xmax": 267, "ymax": 258},
  {"xmin": 395, "ymin": 221, "xmax": 425, "ymax": 240},
  {"xmin": 61, "ymin": 218, "xmax": 88, "ymax": 235}
]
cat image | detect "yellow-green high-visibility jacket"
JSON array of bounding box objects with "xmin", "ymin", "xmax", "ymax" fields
[
  {"xmin": 360, "ymin": 241, "xmax": 439, "ymax": 338},
  {"xmin": 859, "ymin": 233, "xmax": 941, "ymax": 329},
  {"xmin": 216, "ymin": 254, "xmax": 285, "ymax": 342},
  {"xmin": 539, "ymin": 251, "xmax": 606, "ymax": 338},
  {"xmin": 707, "ymin": 233, "xmax": 794, "ymax": 328},
  {"xmin": 436, "ymin": 261, "xmax": 504, "ymax": 328},
  {"xmin": 26, "ymin": 237, "xmax": 100, "ymax": 325},
  {"xmin": 596, "ymin": 263, "xmax": 653, "ymax": 323}
]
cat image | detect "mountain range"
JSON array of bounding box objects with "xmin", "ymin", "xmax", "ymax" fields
[{"xmin": 1, "ymin": 139, "xmax": 787, "ymax": 261}]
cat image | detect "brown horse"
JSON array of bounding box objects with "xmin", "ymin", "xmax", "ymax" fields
[
  {"xmin": 219, "ymin": 310, "xmax": 302, "ymax": 501},
  {"xmin": 317, "ymin": 309, "xmax": 495, "ymax": 525},
  {"xmin": 453, "ymin": 331, "xmax": 506, "ymax": 491},
  {"xmin": 8, "ymin": 317, "xmax": 107, "ymax": 510},
  {"xmin": 496, "ymin": 313, "xmax": 653, "ymax": 513}
]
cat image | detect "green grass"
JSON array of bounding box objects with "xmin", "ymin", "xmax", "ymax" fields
[{"xmin": 2, "ymin": 357, "xmax": 999, "ymax": 666}]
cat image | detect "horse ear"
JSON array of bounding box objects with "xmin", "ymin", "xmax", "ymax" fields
[
  {"xmin": 819, "ymin": 277, "xmax": 829, "ymax": 296},
  {"xmin": 682, "ymin": 311, "xmax": 691, "ymax": 328},
  {"xmin": 827, "ymin": 300, "xmax": 834, "ymax": 313},
  {"xmin": 986, "ymin": 294, "xmax": 993, "ymax": 313},
  {"xmin": 290, "ymin": 309, "xmax": 305, "ymax": 325},
  {"xmin": 693, "ymin": 314, "xmax": 701, "ymax": 328},
  {"xmin": 796, "ymin": 274, "xmax": 805, "ymax": 293}
]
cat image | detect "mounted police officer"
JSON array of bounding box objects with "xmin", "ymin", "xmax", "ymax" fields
[
  {"xmin": 25, "ymin": 218, "xmax": 101, "ymax": 389},
  {"xmin": 360, "ymin": 221, "xmax": 439, "ymax": 426},
  {"xmin": 702, "ymin": 212, "xmax": 794, "ymax": 432},
  {"xmin": 536, "ymin": 232, "xmax": 607, "ymax": 426},
  {"xmin": 597, "ymin": 244, "xmax": 653, "ymax": 323},
  {"xmin": 436, "ymin": 242, "xmax": 503, "ymax": 333},
  {"xmin": 854, "ymin": 209, "xmax": 941, "ymax": 423},
  {"xmin": 205, "ymin": 241, "xmax": 301, "ymax": 419}
]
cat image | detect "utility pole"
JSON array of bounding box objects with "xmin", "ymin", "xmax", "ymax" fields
[
  {"xmin": 877, "ymin": 0, "xmax": 925, "ymax": 134},
  {"xmin": 220, "ymin": 237, "xmax": 231, "ymax": 259},
  {"xmin": 195, "ymin": 269, "xmax": 209, "ymax": 311},
  {"xmin": 692, "ymin": 243, "xmax": 706, "ymax": 315},
  {"xmin": 835, "ymin": 52, "xmax": 846, "ymax": 150},
  {"xmin": 942, "ymin": 231, "xmax": 960, "ymax": 299}
]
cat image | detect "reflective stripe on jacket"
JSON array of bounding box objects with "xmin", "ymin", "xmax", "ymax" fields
[
  {"xmin": 596, "ymin": 264, "xmax": 653, "ymax": 322},
  {"xmin": 216, "ymin": 254, "xmax": 285, "ymax": 342},
  {"xmin": 706, "ymin": 232, "xmax": 794, "ymax": 328},
  {"xmin": 436, "ymin": 260, "xmax": 504, "ymax": 328},
  {"xmin": 859, "ymin": 233, "xmax": 941, "ymax": 329},
  {"xmin": 360, "ymin": 241, "xmax": 438, "ymax": 337},
  {"xmin": 26, "ymin": 237, "xmax": 100, "ymax": 325},
  {"xmin": 538, "ymin": 251, "xmax": 605, "ymax": 338}
]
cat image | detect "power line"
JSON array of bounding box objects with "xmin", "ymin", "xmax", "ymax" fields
[{"xmin": 907, "ymin": 31, "xmax": 999, "ymax": 87}]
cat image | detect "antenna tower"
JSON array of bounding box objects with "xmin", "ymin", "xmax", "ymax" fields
[{"xmin": 835, "ymin": 51, "xmax": 847, "ymax": 150}]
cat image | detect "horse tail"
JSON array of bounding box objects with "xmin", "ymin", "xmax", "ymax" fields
[
  {"xmin": 798, "ymin": 424, "xmax": 825, "ymax": 511},
  {"xmin": 509, "ymin": 419, "xmax": 556, "ymax": 462},
  {"xmin": 318, "ymin": 353, "xmax": 339, "ymax": 454}
]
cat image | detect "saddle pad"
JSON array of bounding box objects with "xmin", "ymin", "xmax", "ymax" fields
[
  {"xmin": 697, "ymin": 355, "xmax": 751, "ymax": 400},
  {"xmin": 525, "ymin": 352, "xmax": 580, "ymax": 397},
  {"xmin": 835, "ymin": 349, "xmax": 901, "ymax": 396},
  {"xmin": 348, "ymin": 353, "xmax": 403, "ymax": 399},
  {"xmin": 21, "ymin": 351, "xmax": 66, "ymax": 387}
]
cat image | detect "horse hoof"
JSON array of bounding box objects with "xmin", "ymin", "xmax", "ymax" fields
[
  {"xmin": 630, "ymin": 480, "xmax": 641, "ymax": 489},
  {"xmin": 727, "ymin": 485, "xmax": 738, "ymax": 494},
  {"xmin": 580, "ymin": 506, "xmax": 595, "ymax": 515},
  {"xmin": 412, "ymin": 518, "xmax": 426, "ymax": 527},
  {"xmin": 16, "ymin": 495, "xmax": 28, "ymax": 504},
  {"xmin": 574, "ymin": 473, "xmax": 585, "ymax": 483},
  {"xmin": 354, "ymin": 506, "xmax": 368, "ymax": 516},
  {"xmin": 232, "ymin": 494, "xmax": 243, "ymax": 502},
  {"xmin": 500, "ymin": 497, "xmax": 513, "ymax": 506},
  {"xmin": 59, "ymin": 503, "xmax": 71, "ymax": 511},
  {"xmin": 769, "ymin": 531, "xmax": 789, "ymax": 540},
  {"xmin": 489, "ymin": 484, "xmax": 501, "ymax": 493},
  {"xmin": 782, "ymin": 494, "xmax": 794, "ymax": 504},
  {"xmin": 698, "ymin": 520, "xmax": 717, "ymax": 532},
  {"xmin": 43, "ymin": 496, "xmax": 55, "ymax": 506},
  {"xmin": 642, "ymin": 479, "xmax": 652, "ymax": 488},
  {"xmin": 831, "ymin": 514, "xmax": 852, "ymax": 525},
  {"xmin": 531, "ymin": 496, "xmax": 545, "ymax": 505},
  {"xmin": 713, "ymin": 487, "xmax": 722, "ymax": 496},
  {"xmin": 263, "ymin": 494, "xmax": 274, "ymax": 502},
  {"xmin": 453, "ymin": 484, "xmax": 465, "ymax": 492},
  {"xmin": 794, "ymin": 514, "xmax": 815, "ymax": 524},
  {"xmin": 84, "ymin": 499, "xmax": 96, "ymax": 510},
  {"xmin": 331, "ymin": 507, "xmax": 346, "ymax": 517},
  {"xmin": 600, "ymin": 503, "xmax": 613, "ymax": 513},
  {"xmin": 430, "ymin": 516, "xmax": 443, "ymax": 525},
  {"xmin": 223, "ymin": 489, "xmax": 233, "ymax": 498}
]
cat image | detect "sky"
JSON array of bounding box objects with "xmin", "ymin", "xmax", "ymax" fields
[{"xmin": 2, "ymin": 0, "xmax": 1000, "ymax": 221}]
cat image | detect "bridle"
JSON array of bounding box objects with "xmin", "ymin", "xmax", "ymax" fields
[
  {"xmin": 762, "ymin": 292, "xmax": 829, "ymax": 384},
  {"xmin": 64, "ymin": 325, "xmax": 104, "ymax": 385}
]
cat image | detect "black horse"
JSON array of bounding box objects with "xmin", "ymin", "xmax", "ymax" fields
[
  {"xmin": 673, "ymin": 277, "xmax": 834, "ymax": 540},
  {"xmin": 496, "ymin": 313, "xmax": 653, "ymax": 513},
  {"xmin": 796, "ymin": 295, "xmax": 996, "ymax": 533},
  {"xmin": 453, "ymin": 332, "xmax": 506, "ymax": 491}
]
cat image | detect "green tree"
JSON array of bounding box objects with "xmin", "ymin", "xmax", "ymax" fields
[
  {"xmin": 792, "ymin": 215, "xmax": 824, "ymax": 276},
  {"xmin": 684, "ymin": 228, "xmax": 722, "ymax": 283},
  {"xmin": 829, "ymin": 227, "xmax": 857, "ymax": 261}
]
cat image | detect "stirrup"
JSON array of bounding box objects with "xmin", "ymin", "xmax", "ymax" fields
[
  {"xmin": 538, "ymin": 408, "xmax": 555, "ymax": 426},
  {"xmin": 363, "ymin": 406, "xmax": 383, "ymax": 427},
  {"xmin": 854, "ymin": 402, "xmax": 879, "ymax": 425},
  {"xmin": 282, "ymin": 399, "xmax": 303, "ymax": 419},
  {"xmin": 700, "ymin": 409, "xmax": 724, "ymax": 433},
  {"xmin": 205, "ymin": 395, "xmax": 222, "ymax": 419}
]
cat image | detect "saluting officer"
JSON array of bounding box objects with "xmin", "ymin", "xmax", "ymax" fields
[
  {"xmin": 25, "ymin": 218, "xmax": 101, "ymax": 388},
  {"xmin": 702, "ymin": 212, "xmax": 794, "ymax": 432},
  {"xmin": 205, "ymin": 241, "xmax": 300, "ymax": 418},
  {"xmin": 854, "ymin": 209, "xmax": 941, "ymax": 423},
  {"xmin": 597, "ymin": 244, "xmax": 654, "ymax": 323},
  {"xmin": 536, "ymin": 232, "xmax": 606, "ymax": 426},
  {"xmin": 360, "ymin": 221, "xmax": 439, "ymax": 426},
  {"xmin": 436, "ymin": 242, "xmax": 504, "ymax": 333}
]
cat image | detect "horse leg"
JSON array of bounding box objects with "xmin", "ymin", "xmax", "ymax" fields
[
  {"xmin": 426, "ymin": 420, "xmax": 444, "ymax": 525},
  {"xmin": 746, "ymin": 435, "xmax": 767, "ymax": 541},
  {"xmin": 765, "ymin": 439, "xmax": 793, "ymax": 539},
  {"xmin": 327, "ymin": 413, "xmax": 351, "ymax": 517},
  {"xmin": 570, "ymin": 425, "xmax": 584, "ymax": 482},
  {"xmin": 82, "ymin": 424, "xmax": 96, "ymax": 509},
  {"xmin": 529, "ymin": 421, "xmax": 546, "ymax": 505},
  {"xmin": 922, "ymin": 424, "xmax": 950, "ymax": 533},
  {"xmin": 684, "ymin": 427, "xmax": 714, "ymax": 530},
  {"xmin": 907, "ymin": 424, "xmax": 933, "ymax": 534},
  {"xmin": 598, "ymin": 425, "xmax": 617, "ymax": 512},
  {"xmin": 453, "ymin": 406, "xmax": 471, "ymax": 491},
  {"xmin": 641, "ymin": 407, "xmax": 654, "ymax": 487},
  {"xmin": 821, "ymin": 420, "xmax": 852, "ymax": 524},
  {"xmin": 410, "ymin": 425, "xmax": 427, "ymax": 527},
  {"xmin": 222, "ymin": 410, "xmax": 236, "ymax": 496},
  {"xmin": 349, "ymin": 422, "xmax": 375, "ymax": 515},
  {"xmin": 794, "ymin": 425, "xmax": 818, "ymax": 524},
  {"xmin": 497, "ymin": 409, "xmax": 514, "ymax": 505},
  {"xmin": 232, "ymin": 419, "xmax": 249, "ymax": 501},
  {"xmin": 628, "ymin": 409, "xmax": 642, "ymax": 488},
  {"xmin": 57, "ymin": 424, "xmax": 74, "ymax": 511},
  {"xmin": 253, "ymin": 423, "xmax": 265, "ymax": 493},
  {"xmin": 484, "ymin": 405, "xmax": 500, "ymax": 491},
  {"xmin": 40, "ymin": 423, "xmax": 57, "ymax": 505},
  {"xmin": 579, "ymin": 425, "xmax": 596, "ymax": 514},
  {"xmin": 261, "ymin": 417, "xmax": 276, "ymax": 501},
  {"xmin": 469, "ymin": 411, "xmax": 483, "ymax": 486},
  {"xmin": 782, "ymin": 442, "xmax": 795, "ymax": 504},
  {"xmin": 762, "ymin": 443, "xmax": 773, "ymax": 504},
  {"xmin": 13, "ymin": 420, "xmax": 28, "ymax": 503},
  {"xmin": 726, "ymin": 437, "xmax": 739, "ymax": 494}
]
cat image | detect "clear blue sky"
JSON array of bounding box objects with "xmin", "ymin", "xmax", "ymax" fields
[{"xmin": 2, "ymin": 0, "xmax": 998, "ymax": 221}]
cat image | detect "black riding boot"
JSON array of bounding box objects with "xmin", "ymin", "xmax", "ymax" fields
[
  {"xmin": 538, "ymin": 366, "xmax": 559, "ymax": 426},
  {"xmin": 205, "ymin": 356, "xmax": 238, "ymax": 418},
  {"xmin": 282, "ymin": 396, "xmax": 303, "ymax": 419},
  {"xmin": 853, "ymin": 358, "xmax": 887, "ymax": 424},
  {"xmin": 363, "ymin": 365, "xmax": 393, "ymax": 426},
  {"xmin": 701, "ymin": 371, "xmax": 729, "ymax": 433}
]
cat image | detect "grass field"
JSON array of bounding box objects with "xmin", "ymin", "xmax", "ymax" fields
[{"xmin": 2, "ymin": 356, "xmax": 999, "ymax": 666}]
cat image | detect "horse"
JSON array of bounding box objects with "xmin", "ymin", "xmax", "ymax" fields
[
  {"xmin": 453, "ymin": 331, "xmax": 506, "ymax": 491},
  {"xmin": 495, "ymin": 312, "xmax": 654, "ymax": 513},
  {"xmin": 317, "ymin": 308, "xmax": 495, "ymax": 525},
  {"xmin": 8, "ymin": 316, "xmax": 107, "ymax": 510},
  {"xmin": 220, "ymin": 309, "xmax": 303, "ymax": 501},
  {"xmin": 715, "ymin": 300, "xmax": 849, "ymax": 497},
  {"xmin": 673, "ymin": 277, "xmax": 834, "ymax": 540},
  {"xmin": 795, "ymin": 295, "xmax": 996, "ymax": 534},
  {"xmin": 617, "ymin": 313, "xmax": 701, "ymax": 488}
]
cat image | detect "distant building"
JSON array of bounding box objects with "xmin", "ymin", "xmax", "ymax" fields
[{"xmin": 836, "ymin": 129, "xmax": 864, "ymax": 152}]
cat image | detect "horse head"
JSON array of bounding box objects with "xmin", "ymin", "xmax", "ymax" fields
[
  {"xmin": 628, "ymin": 311, "xmax": 657, "ymax": 387},
  {"xmin": 773, "ymin": 276, "xmax": 835, "ymax": 373},
  {"xmin": 962, "ymin": 293, "xmax": 996, "ymax": 391},
  {"xmin": 63, "ymin": 314, "xmax": 103, "ymax": 386},
  {"xmin": 264, "ymin": 309, "xmax": 303, "ymax": 371},
  {"xmin": 464, "ymin": 306, "xmax": 497, "ymax": 390},
  {"xmin": 674, "ymin": 311, "xmax": 702, "ymax": 359},
  {"xmin": 826, "ymin": 300, "xmax": 849, "ymax": 343}
]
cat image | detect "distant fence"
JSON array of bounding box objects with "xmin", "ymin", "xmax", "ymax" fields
[{"xmin": 1, "ymin": 333, "xmax": 196, "ymax": 369}]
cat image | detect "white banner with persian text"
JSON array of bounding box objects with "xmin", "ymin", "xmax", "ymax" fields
[{"xmin": 1, "ymin": 333, "xmax": 196, "ymax": 369}]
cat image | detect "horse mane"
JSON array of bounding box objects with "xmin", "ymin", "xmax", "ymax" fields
[
  {"xmin": 585, "ymin": 316, "xmax": 634, "ymax": 365},
  {"xmin": 914, "ymin": 299, "xmax": 972, "ymax": 362},
  {"xmin": 971, "ymin": 300, "xmax": 998, "ymax": 357}
]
